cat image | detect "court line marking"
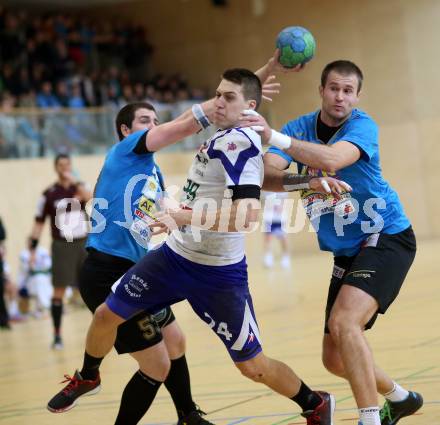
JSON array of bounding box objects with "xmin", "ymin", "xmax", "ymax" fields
[
  {"xmin": 0, "ymin": 402, "xmax": 438, "ymax": 423},
  {"xmin": 0, "ymin": 368, "xmax": 437, "ymax": 422}
]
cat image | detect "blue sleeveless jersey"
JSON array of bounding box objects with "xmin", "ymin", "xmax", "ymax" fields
[
  {"xmin": 268, "ymin": 109, "xmax": 410, "ymax": 257},
  {"xmin": 87, "ymin": 130, "xmax": 164, "ymax": 263}
]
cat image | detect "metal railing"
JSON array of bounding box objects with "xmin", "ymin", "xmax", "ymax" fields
[{"xmin": 0, "ymin": 103, "xmax": 213, "ymax": 159}]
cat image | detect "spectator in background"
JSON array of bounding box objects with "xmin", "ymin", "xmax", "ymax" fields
[
  {"xmin": 53, "ymin": 38, "xmax": 73, "ymax": 80},
  {"xmin": 133, "ymin": 82, "xmax": 145, "ymax": 102},
  {"xmin": 17, "ymin": 89, "xmax": 36, "ymax": 108},
  {"xmin": 0, "ymin": 92, "xmax": 18, "ymax": 158},
  {"xmin": 15, "ymin": 68, "xmax": 32, "ymax": 98},
  {"xmin": 0, "ymin": 11, "xmax": 25, "ymax": 65},
  {"xmin": 36, "ymin": 81, "xmax": 61, "ymax": 108},
  {"xmin": 0, "ymin": 217, "xmax": 9, "ymax": 329},
  {"xmin": 121, "ymin": 83, "xmax": 135, "ymax": 104},
  {"xmin": 68, "ymin": 83, "xmax": 86, "ymax": 108},
  {"xmin": 55, "ymin": 81, "xmax": 70, "ymax": 107}
]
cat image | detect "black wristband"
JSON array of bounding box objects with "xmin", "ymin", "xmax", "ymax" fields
[
  {"xmin": 282, "ymin": 174, "xmax": 314, "ymax": 192},
  {"xmin": 229, "ymin": 184, "xmax": 261, "ymax": 201},
  {"xmin": 30, "ymin": 238, "xmax": 38, "ymax": 249}
]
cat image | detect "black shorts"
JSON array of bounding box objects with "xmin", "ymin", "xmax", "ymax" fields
[
  {"xmin": 324, "ymin": 226, "xmax": 416, "ymax": 333},
  {"xmin": 79, "ymin": 248, "xmax": 175, "ymax": 354}
]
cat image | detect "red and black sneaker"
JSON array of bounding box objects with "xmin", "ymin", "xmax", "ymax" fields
[
  {"xmin": 47, "ymin": 370, "xmax": 101, "ymax": 413},
  {"xmin": 301, "ymin": 391, "xmax": 335, "ymax": 425}
]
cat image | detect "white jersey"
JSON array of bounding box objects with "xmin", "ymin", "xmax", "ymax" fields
[
  {"xmin": 167, "ymin": 127, "xmax": 263, "ymax": 266},
  {"xmin": 18, "ymin": 247, "xmax": 53, "ymax": 309},
  {"xmin": 18, "ymin": 247, "xmax": 52, "ymax": 288},
  {"xmin": 262, "ymin": 191, "xmax": 289, "ymax": 224}
]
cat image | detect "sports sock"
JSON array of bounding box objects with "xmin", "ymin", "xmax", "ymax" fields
[
  {"xmin": 80, "ymin": 351, "xmax": 103, "ymax": 380},
  {"xmin": 50, "ymin": 298, "xmax": 63, "ymax": 335},
  {"xmin": 164, "ymin": 355, "xmax": 196, "ymax": 418},
  {"xmin": 384, "ymin": 381, "xmax": 409, "ymax": 402},
  {"xmin": 359, "ymin": 407, "xmax": 380, "ymax": 425},
  {"xmin": 291, "ymin": 381, "xmax": 322, "ymax": 412},
  {"xmin": 114, "ymin": 370, "xmax": 162, "ymax": 425}
]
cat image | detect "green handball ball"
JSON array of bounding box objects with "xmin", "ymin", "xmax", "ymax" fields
[{"xmin": 276, "ymin": 26, "xmax": 316, "ymax": 68}]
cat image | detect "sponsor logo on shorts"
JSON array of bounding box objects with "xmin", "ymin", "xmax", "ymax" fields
[
  {"xmin": 124, "ymin": 284, "xmax": 141, "ymax": 298},
  {"xmin": 127, "ymin": 274, "xmax": 149, "ymax": 293},
  {"xmin": 152, "ymin": 308, "xmax": 168, "ymax": 322},
  {"xmin": 348, "ymin": 270, "xmax": 376, "ymax": 279}
]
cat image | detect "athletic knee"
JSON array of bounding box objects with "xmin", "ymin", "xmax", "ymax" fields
[
  {"xmin": 236, "ymin": 357, "xmax": 268, "ymax": 383},
  {"xmin": 163, "ymin": 322, "xmax": 186, "ymax": 357},
  {"xmin": 327, "ymin": 312, "xmax": 360, "ymax": 343},
  {"xmin": 138, "ymin": 355, "xmax": 171, "ymax": 382},
  {"xmin": 322, "ymin": 349, "xmax": 345, "ymax": 377},
  {"xmin": 93, "ymin": 303, "xmax": 120, "ymax": 328}
]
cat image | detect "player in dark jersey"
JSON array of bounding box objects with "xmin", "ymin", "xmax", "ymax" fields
[{"xmin": 30, "ymin": 154, "xmax": 91, "ymax": 349}]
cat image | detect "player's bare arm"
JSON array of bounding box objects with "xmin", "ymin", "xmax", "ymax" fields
[
  {"xmin": 150, "ymin": 198, "xmax": 260, "ymax": 235},
  {"xmin": 263, "ymin": 153, "xmax": 352, "ymax": 197},
  {"xmin": 145, "ymin": 101, "xmax": 215, "ymax": 152},
  {"xmin": 240, "ymin": 112, "xmax": 361, "ymax": 173},
  {"xmin": 30, "ymin": 221, "xmax": 44, "ymax": 242}
]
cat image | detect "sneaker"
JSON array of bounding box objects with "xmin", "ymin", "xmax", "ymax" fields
[
  {"xmin": 177, "ymin": 408, "xmax": 215, "ymax": 425},
  {"xmin": 51, "ymin": 335, "xmax": 64, "ymax": 350},
  {"xmin": 301, "ymin": 391, "xmax": 335, "ymax": 425},
  {"xmin": 380, "ymin": 391, "xmax": 423, "ymax": 425},
  {"xmin": 0, "ymin": 321, "xmax": 11, "ymax": 330},
  {"xmin": 280, "ymin": 254, "xmax": 291, "ymax": 269},
  {"xmin": 47, "ymin": 370, "xmax": 101, "ymax": 413},
  {"xmin": 263, "ymin": 253, "xmax": 274, "ymax": 268}
]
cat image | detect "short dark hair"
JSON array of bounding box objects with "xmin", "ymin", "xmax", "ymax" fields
[
  {"xmin": 115, "ymin": 102, "xmax": 156, "ymax": 141},
  {"xmin": 54, "ymin": 153, "xmax": 70, "ymax": 166},
  {"xmin": 222, "ymin": 68, "xmax": 262, "ymax": 110},
  {"xmin": 321, "ymin": 60, "xmax": 364, "ymax": 93}
]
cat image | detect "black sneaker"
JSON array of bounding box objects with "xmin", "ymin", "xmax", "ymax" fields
[
  {"xmin": 380, "ymin": 391, "xmax": 423, "ymax": 425},
  {"xmin": 301, "ymin": 391, "xmax": 335, "ymax": 425},
  {"xmin": 51, "ymin": 335, "xmax": 64, "ymax": 350},
  {"xmin": 47, "ymin": 370, "xmax": 101, "ymax": 413},
  {"xmin": 0, "ymin": 321, "xmax": 11, "ymax": 330},
  {"xmin": 177, "ymin": 408, "xmax": 215, "ymax": 425}
]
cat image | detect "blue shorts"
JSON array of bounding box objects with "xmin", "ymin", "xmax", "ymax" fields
[
  {"xmin": 107, "ymin": 243, "xmax": 262, "ymax": 362},
  {"xmin": 263, "ymin": 221, "xmax": 285, "ymax": 236}
]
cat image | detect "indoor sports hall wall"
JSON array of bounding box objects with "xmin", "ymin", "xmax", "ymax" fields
[{"xmin": 0, "ymin": 152, "xmax": 313, "ymax": 274}]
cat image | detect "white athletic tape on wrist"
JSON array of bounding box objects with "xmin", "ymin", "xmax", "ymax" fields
[
  {"xmin": 269, "ymin": 129, "xmax": 291, "ymax": 150},
  {"xmin": 321, "ymin": 179, "xmax": 331, "ymax": 193},
  {"xmin": 191, "ymin": 104, "xmax": 211, "ymax": 129}
]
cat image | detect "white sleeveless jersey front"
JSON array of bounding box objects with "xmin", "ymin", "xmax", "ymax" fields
[{"xmin": 166, "ymin": 127, "xmax": 263, "ymax": 266}]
